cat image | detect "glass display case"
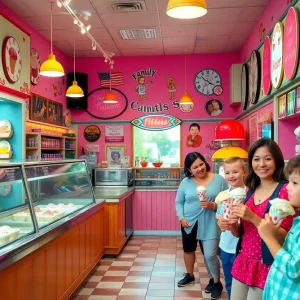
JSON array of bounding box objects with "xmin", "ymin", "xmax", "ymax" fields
[
  {"xmin": 134, "ymin": 168, "xmax": 183, "ymax": 188},
  {"xmin": 0, "ymin": 160, "xmax": 95, "ymax": 251}
]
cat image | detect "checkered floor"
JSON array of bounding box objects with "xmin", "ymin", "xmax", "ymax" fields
[{"xmin": 73, "ymin": 236, "xmax": 227, "ymax": 300}]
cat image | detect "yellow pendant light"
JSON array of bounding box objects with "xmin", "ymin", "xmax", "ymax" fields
[
  {"xmin": 166, "ymin": 0, "xmax": 207, "ymax": 19},
  {"xmin": 40, "ymin": 2, "xmax": 64, "ymax": 77},
  {"xmin": 179, "ymin": 56, "xmax": 194, "ymax": 105},
  {"xmin": 103, "ymin": 66, "xmax": 118, "ymax": 104},
  {"xmin": 66, "ymin": 31, "xmax": 84, "ymax": 98}
]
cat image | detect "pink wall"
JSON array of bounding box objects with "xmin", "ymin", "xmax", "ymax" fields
[
  {"xmin": 72, "ymin": 53, "xmax": 240, "ymax": 122},
  {"xmin": 0, "ymin": 3, "xmax": 71, "ymax": 107}
]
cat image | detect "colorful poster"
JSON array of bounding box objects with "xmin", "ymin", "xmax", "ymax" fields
[
  {"xmin": 263, "ymin": 36, "xmax": 271, "ymax": 95},
  {"xmin": 186, "ymin": 123, "xmax": 202, "ymax": 148},
  {"xmin": 278, "ymin": 94, "xmax": 287, "ymax": 118},
  {"xmin": 296, "ymin": 87, "xmax": 300, "ymax": 113},
  {"xmin": 249, "ymin": 114, "xmax": 258, "ymax": 146},
  {"xmin": 287, "ymin": 89, "xmax": 296, "ymax": 116},
  {"xmin": 105, "ymin": 125, "xmax": 124, "ymax": 142}
]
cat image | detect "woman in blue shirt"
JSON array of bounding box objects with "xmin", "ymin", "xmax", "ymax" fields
[{"xmin": 175, "ymin": 152, "xmax": 227, "ymax": 300}]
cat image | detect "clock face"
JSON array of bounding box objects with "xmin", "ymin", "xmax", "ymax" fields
[
  {"xmin": 30, "ymin": 48, "xmax": 41, "ymax": 85},
  {"xmin": 2, "ymin": 36, "xmax": 22, "ymax": 83},
  {"xmin": 248, "ymin": 50, "xmax": 261, "ymax": 105},
  {"xmin": 194, "ymin": 69, "xmax": 222, "ymax": 96},
  {"xmin": 241, "ymin": 63, "xmax": 249, "ymax": 110}
]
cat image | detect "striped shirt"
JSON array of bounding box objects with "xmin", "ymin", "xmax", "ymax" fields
[{"xmin": 263, "ymin": 216, "xmax": 300, "ymax": 300}]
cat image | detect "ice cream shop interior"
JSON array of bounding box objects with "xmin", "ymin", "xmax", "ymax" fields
[{"xmin": 0, "ymin": 0, "xmax": 300, "ymax": 299}]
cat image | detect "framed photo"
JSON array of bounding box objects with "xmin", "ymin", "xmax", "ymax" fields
[
  {"xmin": 296, "ymin": 87, "xmax": 300, "ymax": 113},
  {"xmin": 287, "ymin": 89, "xmax": 296, "ymax": 116},
  {"xmin": 30, "ymin": 94, "xmax": 48, "ymax": 122},
  {"xmin": 47, "ymin": 99, "xmax": 63, "ymax": 125},
  {"xmin": 105, "ymin": 145, "xmax": 126, "ymax": 166},
  {"xmin": 205, "ymin": 99, "xmax": 223, "ymax": 117},
  {"xmin": 278, "ymin": 94, "xmax": 287, "ymax": 118}
]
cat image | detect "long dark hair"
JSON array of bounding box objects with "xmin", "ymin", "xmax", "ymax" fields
[
  {"xmin": 184, "ymin": 152, "xmax": 211, "ymax": 177},
  {"xmin": 245, "ymin": 138, "xmax": 286, "ymax": 190}
]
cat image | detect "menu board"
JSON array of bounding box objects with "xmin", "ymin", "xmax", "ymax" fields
[{"xmin": 0, "ymin": 167, "xmax": 22, "ymax": 183}]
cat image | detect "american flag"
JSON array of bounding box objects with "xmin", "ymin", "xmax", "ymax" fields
[{"xmin": 98, "ymin": 72, "xmax": 124, "ymax": 87}]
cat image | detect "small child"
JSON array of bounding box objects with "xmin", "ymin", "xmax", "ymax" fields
[
  {"xmin": 216, "ymin": 157, "xmax": 246, "ymax": 300},
  {"xmin": 186, "ymin": 123, "xmax": 202, "ymax": 148},
  {"xmin": 258, "ymin": 155, "xmax": 300, "ymax": 300}
]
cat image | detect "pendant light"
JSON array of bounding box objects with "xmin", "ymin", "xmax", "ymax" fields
[
  {"xmin": 179, "ymin": 56, "xmax": 193, "ymax": 105},
  {"xmin": 166, "ymin": 0, "xmax": 207, "ymax": 19},
  {"xmin": 40, "ymin": 2, "xmax": 65, "ymax": 77},
  {"xmin": 103, "ymin": 65, "xmax": 118, "ymax": 104},
  {"xmin": 66, "ymin": 31, "xmax": 84, "ymax": 98}
]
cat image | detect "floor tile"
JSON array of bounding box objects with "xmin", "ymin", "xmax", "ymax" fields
[
  {"xmin": 148, "ymin": 283, "xmax": 174, "ymax": 290},
  {"xmin": 73, "ymin": 296, "xmax": 89, "ymax": 300},
  {"xmin": 150, "ymin": 277, "xmax": 174, "ymax": 283},
  {"xmin": 146, "ymin": 289, "xmax": 174, "ymax": 297},
  {"xmin": 108, "ymin": 266, "xmax": 132, "ymax": 271},
  {"xmin": 88, "ymin": 276, "xmax": 103, "ymax": 282},
  {"xmin": 130, "ymin": 266, "xmax": 153, "ymax": 272},
  {"xmin": 175, "ymin": 290, "xmax": 203, "ymax": 297},
  {"xmin": 128, "ymin": 271, "xmax": 152, "ymax": 277},
  {"xmin": 100, "ymin": 277, "xmax": 127, "ymax": 282},
  {"xmin": 111, "ymin": 261, "xmax": 133, "ymax": 266},
  {"xmin": 132, "ymin": 262, "xmax": 155, "ymax": 266},
  {"xmin": 119, "ymin": 289, "xmax": 147, "ymax": 296},
  {"xmin": 125, "ymin": 276, "xmax": 151, "ymax": 283},
  {"xmin": 91, "ymin": 289, "xmax": 120, "ymax": 296},
  {"xmin": 96, "ymin": 282, "xmax": 123, "ymax": 289},
  {"xmin": 117, "ymin": 296, "xmax": 145, "ymax": 300},
  {"xmin": 146, "ymin": 297, "xmax": 174, "ymax": 300},
  {"xmin": 104, "ymin": 271, "xmax": 129, "ymax": 277},
  {"xmin": 122, "ymin": 282, "xmax": 149, "ymax": 289},
  {"xmin": 78, "ymin": 288, "xmax": 94, "ymax": 296},
  {"xmin": 88, "ymin": 297, "xmax": 117, "ymax": 300},
  {"xmin": 84, "ymin": 282, "xmax": 99, "ymax": 288}
]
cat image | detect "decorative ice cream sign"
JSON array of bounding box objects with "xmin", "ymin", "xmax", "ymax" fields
[
  {"xmin": 131, "ymin": 114, "xmax": 181, "ymax": 131},
  {"xmin": 271, "ymin": 22, "xmax": 284, "ymax": 89}
]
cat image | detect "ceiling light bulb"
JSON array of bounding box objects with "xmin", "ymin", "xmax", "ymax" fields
[
  {"xmin": 73, "ymin": 19, "xmax": 78, "ymax": 25},
  {"xmin": 92, "ymin": 42, "xmax": 97, "ymax": 50},
  {"xmin": 84, "ymin": 15, "xmax": 89, "ymax": 21},
  {"xmin": 57, "ymin": 0, "xmax": 62, "ymax": 8},
  {"xmin": 81, "ymin": 27, "xmax": 86, "ymax": 34},
  {"xmin": 64, "ymin": 0, "xmax": 71, "ymax": 5},
  {"xmin": 86, "ymin": 25, "xmax": 91, "ymax": 31}
]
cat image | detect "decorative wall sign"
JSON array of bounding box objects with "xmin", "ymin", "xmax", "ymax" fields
[
  {"xmin": 64, "ymin": 110, "xmax": 71, "ymax": 127},
  {"xmin": 105, "ymin": 145, "xmax": 126, "ymax": 166},
  {"xmin": 30, "ymin": 94, "xmax": 47, "ymax": 122},
  {"xmin": 131, "ymin": 114, "xmax": 181, "ymax": 131},
  {"xmin": 30, "ymin": 48, "xmax": 40, "ymax": 85},
  {"xmin": 105, "ymin": 125, "xmax": 124, "ymax": 143},
  {"xmin": 241, "ymin": 63, "xmax": 249, "ymax": 110},
  {"xmin": 249, "ymin": 114, "xmax": 258, "ymax": 146},
  {"xmin": 278, "ymin": 94, "xmax": 287, "ymax": 118},
  {"xmin": 287, "ymin": 89, "xmax": 296, "ymax": 116},
  {"xmin": 248, "ymin": 50, "xmax": 261, "ymax": 105},
  {"xmin": 86, "ymin": 87, "xmax": 128, "ymax": 120},
  {"xmin": 262, "ymin": 36, "xmax": 272, "ymax": 96},
  {"xmin": 213, "ymin": 85, "xmax": 223, "ymax": 96},
  {"xmin": 296, "ymin": 87, "xmax": 300, "ymax": 114},
  {"xmin": 194, "ymin": 69, "xmax": 222, "ymax": 96},
  {"xmin": 205, "ymin": 99, "xmax": 223, "ymax": 117},
  {"xmin": 86, "ymin": 144, "xmax": 100, "ymax": 153},
  {"xmin": 283, "ymin": 7, "xmax": 299, "ymax": 81},
  {"xmin": 0, "ymin": 15, "xmax": 30, "ymax": 98},
  {"xmin": 2, "ymin": 36, "xmax": 22, "ymax": 83},
  {"xmin": 271, "ymin": 22, "xmax": 284, "ymax": 89},
  {"xmin": 84, "ymin": 125, "xmax": 101, "ymax": 142},
  {"xmin": 47, "ymin": 99, "xmax": 63, "ymax": 126},
  {"xmin": 166, "ymin": 74, "xmax": 176, "ymax": 100}
]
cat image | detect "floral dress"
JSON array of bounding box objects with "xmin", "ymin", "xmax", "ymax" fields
[{"xmin": 231, "ymin": 184, "xmax": 295, "ymax": 289}]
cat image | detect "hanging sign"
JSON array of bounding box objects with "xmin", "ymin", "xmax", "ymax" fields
[
  {"xmin": 263, "ymin": 36, "xmax": 271, "ymax": 95},
  {"xmin": 84, "ymin": 125, "xmax": 101, "ymax": 142},
  {"xmin": 105, "ymin": 125, "xmax": 124, "ymax": 143},
  {"xmin": 271, "ymin": 22, "xmax": 284, "ymax": 89},
  {"xmin": 131, "ymin": 114, "xmax": 181, "ymax": 131},
  {"xmin": 283, "ymin": 7, "xmax": 299, "ymax": 81}
]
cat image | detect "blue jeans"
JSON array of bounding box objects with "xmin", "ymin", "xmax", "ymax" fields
[{"xmin": 220, "ymin": 249, "xmax": 236, "ymax": 300}]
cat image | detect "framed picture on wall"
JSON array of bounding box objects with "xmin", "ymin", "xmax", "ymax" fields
[
  {"xmin": 47, "ymin": 99, "xmax": 63, "ymax": 126},
  {"xmin": 287, "ymin": 89, "xmax": 296, "ymax": 116},
  {"xmin": 296, "ymin": 87, "xmax": 300, "ymax": 113},
  {"xmin": 278, "ymin": 94, "xmax": 287, "ymax": 118},
  {"xmin": 30, "ymin": 94, "xmax": 48, "ymax": 122},
  {"xmin": 105, "ymin": 145, "xmax": 126, "ymax": 166}
]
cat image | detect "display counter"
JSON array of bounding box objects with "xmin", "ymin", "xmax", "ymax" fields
[
  {"xmin": 93, "ymin": 186, "xmax": 134, "ymax": 202},
  {"xmin": 0, "ymin": 160, "xmax": 105, "ymax": 300}
]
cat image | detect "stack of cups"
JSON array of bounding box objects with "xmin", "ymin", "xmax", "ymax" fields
[{"xmin": 197, "ymin": 186, "xmax": 207, "ymax": 209}]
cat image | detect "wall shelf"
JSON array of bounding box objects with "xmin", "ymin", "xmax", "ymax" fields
[{"xmin": 278, "ymin": 112, "xmax": 300, "ymax": 121}]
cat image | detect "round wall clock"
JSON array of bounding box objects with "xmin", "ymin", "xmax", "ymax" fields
[
  {"xmin": 194, "ymin": 68, "xmax": 222, "ymax": 96},
  {"xmin": 241, "ymin": 63, "xmax": 249, "ymax": 110},
  {"xmin": 30, "ymin": 48, "xmax": 41, "ymax": 85},
  {"xmin": 248, "ymin": 50, "xmax": 261, "ymax": 105},
  {"xmin": 2, "ymin": 36, "xmax": 22, "ymax": 83}
]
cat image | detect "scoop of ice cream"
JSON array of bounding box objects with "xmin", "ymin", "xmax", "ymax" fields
[
  {"xmin": 230, "ymin": 187, "xmax": 246, "ymax": 199},
  {"xmin": 215, "ymin": 190, "xmax": 232, "ymax": 204},
  {"xmin": 9, "ymin": 47, "xmax": 17, "ymax": 60},
  {"xmin": 269, "ymin": 198, "xmax": 295, "ymax": 224},
  {"xmin": 196, "ymin": 186, "xmax": 207, "ymax": 193}
]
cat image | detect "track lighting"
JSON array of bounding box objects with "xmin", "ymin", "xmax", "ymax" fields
[
  {"xmin": 86, "ymin": 24, "xmax": 91, "ymax": 31},
  {"xmin": 81, "ymin": 27, "xmax": 86, "ymax": 34},
  {"xmin": 57, "ymin": 0, "xmax": 62, "ymax": 8},
  {"xmin": 92, "ymin": 41, "xmax": 97, "ymax": 50}
]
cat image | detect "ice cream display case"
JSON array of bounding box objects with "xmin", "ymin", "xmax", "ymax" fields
[{"xmin": 0, "ymin": 159, "xmax": 96, "ymax": 267}]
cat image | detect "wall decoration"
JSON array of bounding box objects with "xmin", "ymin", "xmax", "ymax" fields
[
  {"xmin": 85, "ymin": 144, "xmax": 100, "ymax": 153},
  {"xmin": 278, "ymin": 94, "xmax": 287, "ymax": 118},
  {"xmin": 249, "ymin": 114, "xmax": 258, "ymax": 146},
  {"xmin": 131, "ymin": 114, "xmax": 181, "ymax": 131},
  {"xmin": 186, "ymin": 123, "xmax": 202, "ymax": 148},
  {"xmin": 283, "ymin": 7, "xmax": 299, "ymax": 81},
  {"xmin": 271, "ymin": 22, "xmax": 284, "ymax": 89},
  {"xmin": 30, "ymin": 48, "xmax": 40, "ymax": 85},
  {"xmin": 86, "ymin": 87, "xmax": 128, "ymax": 120},
  {"xmin": 205, "ymin": 141, "xmax": 221, "ymax": 151},
  {"xmin": 135, "ymin": 76, "xmax": 153, "ymax": 100},
  {"xmin": 179, "ymin": 101, "xmax": 194, "ymax": 113},
  {"xmin": 105, "ymin": 145, "xmax": 126, "ymax": 166},
  {"xmin": 47, "ymin": 100, "xmax": 63, "ymax": 126},
  {"xmin": 287, "ymin": 89, "xmax": 296, "ymax": 116},
  {"xmin": 84, "ymin": 125, "xmax": 101, "ymax": 142},
  {"xmin": 30, "ymin": 94, "xmax": 47, "ymax": 122},
  {"xmin": 98, "ymin": 71, "xmax": 124, "ymax": 87},
  {"xmin": 248, "ymin": 50, "xmax": 261, "ymax": 106},
  {"xmin": 0, "ymin": 15, "xmax": 30, "ymax": 98},
  {"xmin": 2, "ymin": 36, "xmax": 22, "ymax": 83},
  {"xmin": 0, "ymin": 120, "xmax": 13, "ymax": 138},
  {"xmin": 241, "ymin": 63, "xmax": 249, "ymax": 110},
  {"xmin": 64, "ymin": 110, "xmax": 71, "ymax": 127},
  {"xmin": 262, "ymin": 36, "xmax": 272, "ymax": 96},
  {"xmin": 166, "ymin": 74, "xmax": 176, "ymax": 100},
  {"xmin": 213, "ymin": 85, "xmax": 223, "ymax": 96},
  {"xmin": 259, "ymin": 23, "xmax": 266, "ymax": 42},
  {"xmin": 105, "ymin": 125, "xmax": 124, "ymax": 143},
  {"xmin": 194, "ymin": 68, "xmax": 222, "ymax": 96},
  {"xmin": 205, "ymin": 99, "xmax": 223, "ymax": 117},
  {"xmin": 296, "ymin": 87, "xmax": 300, "ymax": 114}
]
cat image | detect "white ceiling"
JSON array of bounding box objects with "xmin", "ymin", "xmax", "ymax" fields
[{"xmin": 1, "ymin": 0, "xmax": 269, "ymax": 57}]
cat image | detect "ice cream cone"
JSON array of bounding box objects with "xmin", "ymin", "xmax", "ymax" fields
[{"xmin": 10, "ymin": 58, "xmax": 16, "ymax": 74}]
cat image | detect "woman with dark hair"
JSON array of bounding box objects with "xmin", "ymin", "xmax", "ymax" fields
[
  {"xmin": 229, "ymin": 138, "xmax": 297, "ymax": 300},
  {"xmin": 175, "ymin": 152, "xmax": 227, "ymax": 300}
]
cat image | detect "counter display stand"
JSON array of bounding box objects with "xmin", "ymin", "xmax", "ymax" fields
[{"xmin": 0, "ymin": 160, "xmax": 104, "ymax": 300}]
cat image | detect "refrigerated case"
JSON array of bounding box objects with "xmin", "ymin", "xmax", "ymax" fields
[{"xmin": 0, "ymin": 160, "xmax": 96, "ymax": 264}]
